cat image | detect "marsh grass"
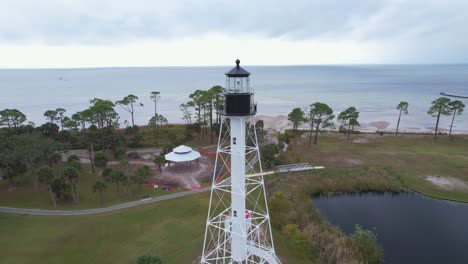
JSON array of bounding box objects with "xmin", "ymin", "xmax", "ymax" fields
[
  {"xmin": 268, "ymin": 167, "xmax": 400, "ymax": 263},
  {"xmin": 283, "ymin": 132, "xmax": 468, "ymax": 202}
]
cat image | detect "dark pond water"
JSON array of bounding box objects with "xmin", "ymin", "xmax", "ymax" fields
[{"xmin": 314, "ymin": 192, "xmax": 468, "ymax": 264}]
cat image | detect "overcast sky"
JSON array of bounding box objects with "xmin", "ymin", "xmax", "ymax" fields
[{"xmin": 1, "ymin": 0, "xmax": 467, "ymax": 68}]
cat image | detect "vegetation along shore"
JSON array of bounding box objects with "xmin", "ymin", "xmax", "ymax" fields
[{"xmin": 1, "ymin": 88, "xmax": 467, "ymax": 263}]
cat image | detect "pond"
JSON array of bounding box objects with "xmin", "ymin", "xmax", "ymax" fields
[{"xmin": 314, "ymin": 192, "xmax": 468, "ymax": 264}]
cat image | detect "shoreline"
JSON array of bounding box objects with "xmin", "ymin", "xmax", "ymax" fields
[{"xmin": 248, "ymin": 114, "xmax": 468, "ymax": 135}]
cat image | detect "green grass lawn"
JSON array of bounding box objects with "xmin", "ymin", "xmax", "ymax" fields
[
  {"xmin": 0, "ymin": 191, "xmax": 310, "ymax": 264},
  {"xmin": 0, "ymin": 164, "xmax": 183, "ymax": 210},
  {"xmin": 1, "ymin": 132, "xmax": 467, "ymax": 263},
  {"xmin": 283, "ymin": 132, "xmax": 468, "ymax": 202}
]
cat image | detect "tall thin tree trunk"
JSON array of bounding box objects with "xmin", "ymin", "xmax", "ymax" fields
[
  {"xmin": 8, "ymin": 177, "xmax": 14, "ymax": 190},
  {"xmin": 314, "ymin": 122, "xmax": 320, "ymax": 145},
  {"xmin": 434, "ymin": 112, "xmax": 441, "ymax": 140},
  {"xmin": 48, "ymin": 185, "xmax": 57, "ymax": 207},
  {"xmin": 396, "ymin": 109, "xmax": 402, "ymax": 135},
  {"xmin": 449, "ymin": 109, "xmax": 457, "ymax": 140},
  {"xmin": 210, "ymin": 102, "xmax": 213, "ymax": 144},
  {"xmin": 203, "ymin": 107, "xmax": 207, "ymax": 136},
  {"xmin": 33, "ymin": 175, "xmax": 38, "ymax": 192},
  {"xmin": 198, "ymin": 108, "xmax": 201, "ymax": 140},
  {"xmin": 347, "ymin": 123, "xmax": 351, "ymax": 141},
  {"xmin": 74, "ymin": 184, "xmax": 80, "ymax": 203},
  {"xmin": 88, "ymin": 143, "xmax": 95, "ymax": 174},
  {"xmin": 131, "ymin": 104, "xmax": 135, "ymax": 127},
  {"xmin": 154, "ymin": 101, "xmax": 158, "ymax": 133},
  {"xmin": 127, "ymin": 176, "xmax": 132, "ymax": 199},
  {"xmin": 308, "ymin": 121, "xmax": 314, "ymax": 147},
  {"xmin": 71, "ymin": 184, "xmax": 77, "ymax": 204}
]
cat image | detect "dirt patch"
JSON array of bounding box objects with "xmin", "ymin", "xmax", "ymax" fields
[
  {"xmin": 249, "ymin": 115, "xmax": 290, "ymax": 132},
  {"xmin": 368, "ymin": 121, "xmax": 391, "ymax": 130},
  {"xmin": 352, "ymin": 138, "xmax": 370, "ymax": 144},
  {"xmin": 62, "ymin": 147, "xmax": 163, "ymax": 164},
  {"xmin": 151, "ymin": 156, "xmax": 214, "ymax": 189},
  {"xmin": 344, "ymin": 158, "xmax": 363, "ymax": 166},
  {"xmin": 424, "ymin": 175, "xmax": 468, "ymax": 191}
]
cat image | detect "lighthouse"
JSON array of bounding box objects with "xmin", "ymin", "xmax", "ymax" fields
[{"xmin": 201, "ymin": 60, "xmax": 280, "ymax": 263}]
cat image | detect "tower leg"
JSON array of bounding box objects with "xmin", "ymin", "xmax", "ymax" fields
[{"xmin": 201, "ymin": 117, "xmax": 280, "ymax": 264}]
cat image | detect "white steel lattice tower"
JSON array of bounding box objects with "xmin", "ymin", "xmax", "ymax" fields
[{"xmin": 201, "ymin": 60, "xmax": 280, "ymax": 264}]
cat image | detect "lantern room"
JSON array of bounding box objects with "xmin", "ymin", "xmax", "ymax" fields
[{"xmin": 224, "ymin": 59, "xmax": 257, "ymax": 116}]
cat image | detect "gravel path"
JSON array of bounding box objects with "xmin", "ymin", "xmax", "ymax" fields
[{"xmin": 0, "ymin": 187, "xmax": 210, "ymax": 216}]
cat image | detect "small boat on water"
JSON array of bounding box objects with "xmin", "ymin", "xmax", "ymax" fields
[{"xmin": 440, "ymin": 92, "xmax": 468, "ymax": 99}]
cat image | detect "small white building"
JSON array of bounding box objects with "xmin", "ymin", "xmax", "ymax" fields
[{"xmin": 164, "ymin": 145, "xmax": 201, "ymax": 167}]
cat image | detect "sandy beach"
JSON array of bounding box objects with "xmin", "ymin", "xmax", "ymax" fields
[{"xmin": 249, "ymin": 114, "xmax": 468, "ymax": 134}]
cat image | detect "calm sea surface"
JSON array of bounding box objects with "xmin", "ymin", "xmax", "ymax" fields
[
  {"xmin": 0, "ymin": 65, "xmax": 467, "ymax": 132},
  {"xmin": 314, "ymin": 193, "xmax": 468, "ymax": 264}
]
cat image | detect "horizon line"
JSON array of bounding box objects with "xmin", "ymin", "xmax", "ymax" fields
[{"xmin": 1, "ymin": 62, "xmax": 468, "ymax": 70}]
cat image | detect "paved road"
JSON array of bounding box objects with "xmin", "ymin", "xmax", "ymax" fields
[
  {"xmin": 0, "ymin": 163, "xmax": 321, "ymax": 216},
  {"xmin": 0, "ymin": 187, "xmax": 210, "ymax": 216}
]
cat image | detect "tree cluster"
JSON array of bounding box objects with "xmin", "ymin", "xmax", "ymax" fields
[
  {"xmin": 288, "ymin": 102, "xmax": 355, "ymax": 145},
  {"xmin": 36, "ymin": 154, "xmax": 82, "ymax": 207},
  {"xmin": 287, "ymin": 97, "xmax": 466, "ymax": 144},
  {"xmin": 179, "ymin": 85, "xmax": 224, "ymax": 143},
  {"xmin": 428, "ymin": 97, "xmax": 465, "ymax": 140}
]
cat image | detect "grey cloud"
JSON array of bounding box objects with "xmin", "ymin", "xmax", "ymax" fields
[
  {"xmin": 0, "ymin": 0, "xmax": 387, "ymax": 44},
  {"xmin": 1, "ymin": 0, "xmax": 468, "ymax": 63}
]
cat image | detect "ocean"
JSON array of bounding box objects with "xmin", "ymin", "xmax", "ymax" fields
[{"xmin": 0, "ymin": 65, "xmax": 467, "ymax": 133}]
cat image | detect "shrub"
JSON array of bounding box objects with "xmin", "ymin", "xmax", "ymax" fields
[
  {"xmin": 127, "ymin": 152, "xmax": 140, "ymax": 159},
  {"xmin": 277, "ymin": 132, "xmax": 289, "ymax": 144},
  {"xmin": 112, "ymin": 145, "xmax": 127, "ymax": 159},
  {"xmin": 67, "ymin": 154, "xmax": 80, "ymax": 163},
  {"xmin": 269, "ymin": 192, "xmax": 290, "ymax": 229},
  {"xmin": 261, "ymin": 144, "xmax": 280, "ymax": 169},
  {"xmin": 93, "ymin": 153, "xmax": 108, "ymax": 169},
  {"xmin": 351, "ymin": 225, "xmax": 383, "ymax": 264},
  {"xmin": 67, "ymin": 160, "xmax": 81, "ymax": 171},
  {"xmin": 137, "ymin": 255, "xmax": 162, "ymax": 264},
  {"xmin": 183, "ymin": 130, "xmax": 193, "ymax": 142},
  {"xmin": 51, "ymin": 178, "xmax": 71, "ymax": 200}
]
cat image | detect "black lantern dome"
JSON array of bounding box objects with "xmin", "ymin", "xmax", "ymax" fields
[{"xmin": 223, "ymin": 59, "xmax": 256, "ymax": 116}]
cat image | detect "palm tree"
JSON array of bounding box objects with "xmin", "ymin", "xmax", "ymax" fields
[
  {"xmin": 37, "ymin": 165, "xmax": 56, "ymax": 207},
  {"xmin": 116, "ymin": 94, "xmax": 143, "ymax": 127},
  {"xmin": 395, "ymin": 101, "xmax": 409, "ymax": 135},
  {"xmin": 428, "ymin": 97, "xmax": 452, "ymax": 140},
  {"xmin": 338, "ymin": 107, "xmax": 360, "ymax": 141},
  {"xmin": 119, "ymin": 160, "xmax": 132, "ymax": 199},
  {"xmin": 150, "ymin": 91, "xmax": 162, "ymax": 140},
  {"xmin": 448, "ymin": 100, "xmax": 465, "ymax": 139},
  {"xmin": 46, "ymin": 151, "xmax": 62, "ymax": 167},
  {"xmin": 135, "ymin": 165, "xmax": 151, "ymax": 190},
  {"xmin": 93, "ymin": 180, "xmax": 107, "ymax": 204},
  {"xmin": 287, "ymin": 108, "xmax": 305, "ymax": 133},
  {"xmin": 309, "ymin": 102, "xmax": 334, "ymax": 145},
  {"xmin": 63, "ymin": 166, "xmax": 79, "ymax": 204},
  {"xmin": 153, "ymin": 155, "xmax": 166, "ymax": 172},
  {"xmin": 150, "ymin": 91, "xmax": 161, "ymax": 119}
]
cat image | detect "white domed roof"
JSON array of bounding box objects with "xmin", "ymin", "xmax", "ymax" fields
[
  {"xmin": 165, "ymin": 145, "xmax": 201, "ymax": 162},
  {"xmin": 173, "ymin": 145, "xmax": 192, "ymax": 154}
]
